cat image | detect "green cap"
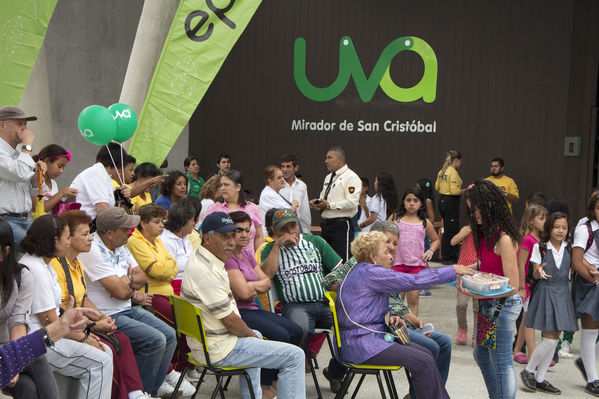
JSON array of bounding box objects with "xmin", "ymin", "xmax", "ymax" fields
[{"xmin": 272, "ymin": 208, "xmax": 298, "ymax": 229}]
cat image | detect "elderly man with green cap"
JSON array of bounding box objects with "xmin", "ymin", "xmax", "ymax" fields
[{"xmin": 260, "ymin": 208, "xmax": 347, "ymax": 392}]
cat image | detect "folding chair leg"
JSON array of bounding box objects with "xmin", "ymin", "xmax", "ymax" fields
[
  {"xmin": 383, "ymin": 370, "xmax": 399, "ymax": 399},
  {"xmin": 169, "ymin": 366, "xmax": 187, "ymax": 399},
  {"xmin": 223, "ymin": 375, "xmax": 232, "ymax": 391},
  {"xmin": 335, "ymin": 370, "xmax": 355, "ymax": 399},
  {"xmin": 375, "ymin": 372, "xmax": 387, "ymax": 399},
  {"xmin": 241, "ymin": 371, "xmax": 257, "ymax": 399},
  {"xmin": 210, "ymin": 375, "xmax": 223, "ymax": 399},
  {"xmin": 350, "ymin": 374, "xmax": 366, "ymax": 399},
  {"xmin": 190, "ymin": 369, "xmax": 206, "ymax": 399},
  {"xmin": 305, "ymin": 347, "xmax": 323, "ymax": 399}
]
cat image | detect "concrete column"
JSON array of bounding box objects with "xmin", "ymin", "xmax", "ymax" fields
[{"xmin": 19, "ymin": 45, "xmax": 54, "ymax": 151}]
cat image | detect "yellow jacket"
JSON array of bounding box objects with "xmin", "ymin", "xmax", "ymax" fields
[
  {"xmin": 127, "ymin": 229, "xmax": 177, "ymax": 296},
  {"xmin": 435, "ymin": 166, "xmax": 462, "ymax": 195}
]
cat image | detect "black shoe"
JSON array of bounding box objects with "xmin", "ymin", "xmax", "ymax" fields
[
  {"xmin": 586, "ymin": 380, "xmax": 599, "ymax": 397},
  {"xmin": 323, "ymin": 367, "xmax": 342, "ymax": 393},
  {"xmin": 552, "ymin": 351, "xmax": 559, "ymax": 364},
  {"xmin": 520, "ymin": 369, "xmax": 537, "ymax": 392},
  {"xmin": 536, "ymin": 380, "xmax": 561, "ymax": 395},
  {"xmin": 576, "ymin": 357, "xmax": 589, "ymax": 383}
]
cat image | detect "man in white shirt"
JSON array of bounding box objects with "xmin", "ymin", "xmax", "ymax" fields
[
  {"xmin": 78, "ymin": 207, "xmax": 176, "ymax": 397},
  {"xmin": 0, "ymin": 106, "xmax": 44, "ymax": 248},
  {"xmin": 310, "ymin": 146, "xmax": 362, "ymax": 261},
  {"xmin": 280, "ymin": 153, "xmax": 311, "ymax": 234}
]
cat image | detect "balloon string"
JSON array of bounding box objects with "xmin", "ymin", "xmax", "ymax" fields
[
  {"xmin": 120, "ymin": 144, "xmax": 124, "ymax": 185},
  {"xmin": 105, "ymin": 144, "xmax": 124, "ymax": 186}
]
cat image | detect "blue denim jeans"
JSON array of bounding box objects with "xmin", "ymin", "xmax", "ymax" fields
[
  {"xmin": 112, "ymin": 306, "xmax": 176, "ymax": 396},
  {"xmin": 474, "ymin": 295, "xmax": 522, "ymax": 399},
  {"xmin": 407, "ymin": 327, "xmax": 452, "ymax": 384},
  {"xmin": 3, "ymin": 215, "xmax": 31, "ymax": 252},
  {"xmin": 213, "ymin": 330, "xmax": 305, "ymax": 399},
  {"xmin": 282, "ymin": 301, "xmax": 346, "ymax": 379}
]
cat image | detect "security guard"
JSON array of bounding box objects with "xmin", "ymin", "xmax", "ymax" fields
[{"xmin": 310, "ymin": 146, "xmax": 361, "ymax": 261}]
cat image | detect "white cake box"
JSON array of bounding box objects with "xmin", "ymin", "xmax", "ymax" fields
[{"xmin": 460, "ymin": 272, "xmax": 509, "ymax": 293}]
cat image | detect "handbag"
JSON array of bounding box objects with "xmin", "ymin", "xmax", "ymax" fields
[
  {"xmin": 476, "ymin": 297, "xmax": 506, "ymax": 350},
  {"xmin": 53, "ymin": 201, "xmax": 81, "ymax": 216}
]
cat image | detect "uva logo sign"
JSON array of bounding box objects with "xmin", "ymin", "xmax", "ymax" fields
[{"xmin": 294, "ymin": 36, "xmax": 437, "ymax": 103}]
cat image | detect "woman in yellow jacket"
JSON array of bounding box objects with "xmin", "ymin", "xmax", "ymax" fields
[
  {"xmin": 126, "ymin": 204, "xmax": 196, "ymax": 395},
  {"xmin": 435, "ymin": 150, "xmax": 465, "ymax": 263}
]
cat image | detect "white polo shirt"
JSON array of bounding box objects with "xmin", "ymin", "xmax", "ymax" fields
[
  {"xmin": 20, "ymin": 254, "xmax": 61, "ymax": 331},
  {"xmin": 574, "ymin": 219, "xmax": 599, "ymax": 267},
  {"xmin": 160, "ymin": 228, "xmax": 192, "ymax": 280},
  {"xmin": 78, "ymin": 233, "xmax": 137, "ymax": 315},
  {"xmin": 70, "ymin": 163, "xmax": 115, "ymax": 218}
]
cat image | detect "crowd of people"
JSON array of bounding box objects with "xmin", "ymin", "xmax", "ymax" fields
[{"xmin": 1, "ymin": 105, "xmax": 599, "ymax": 399}]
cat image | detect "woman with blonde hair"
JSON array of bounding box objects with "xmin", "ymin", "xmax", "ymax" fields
[
  {"xmin": 337, "ymin": 231, "xmax": 472, "ymax": 398},
  {"xmin": 198, "ymin": 175, "xmax": 221, "ymax": 224},
  {"xmin": 435, "ymin": 150, "xmax": 464, "ymax": 263}
]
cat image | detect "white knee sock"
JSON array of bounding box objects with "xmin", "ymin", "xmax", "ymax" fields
[
  {"xmin": 525, "ymin": 337, "xmax": 556, "ymax": 377},
  {"xmin": 582, "ymin": 329, "xmax": 599, "ymax": 383},
  {"xmin": 535, "ymin": 339, "xmax": 557, "ymax": 383}
]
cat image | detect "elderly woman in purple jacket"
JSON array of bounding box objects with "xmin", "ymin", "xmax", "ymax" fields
[{"xmin": 337, "ymin": 231, "xmax": 473, "ymax": 398}]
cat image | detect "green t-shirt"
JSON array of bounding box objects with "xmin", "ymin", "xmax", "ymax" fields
[
  {"xmin": 187, "ymin": 171, "xmax": 205, "ymax": 199},
  {"xmin": 260, "ymin": 234, "xmax": 341, "ymax": 304}
]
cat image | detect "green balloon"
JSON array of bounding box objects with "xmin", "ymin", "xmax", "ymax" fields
[
  {"xmin": 109, "ymin": 103, "xmax": 138, "ymax": 142},
  {"xmin": 78, "ymin": 105, "xmax": 116, "ymax": 146}
]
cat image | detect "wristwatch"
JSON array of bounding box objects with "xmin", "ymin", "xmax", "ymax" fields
[
  {"xmin": 127, "ymin": 273, "xmax": 134, "ymax": 287},
  {"xmin": 39, "ymin": 327, "xmax": 54, "ymax": 348},
  {"xmin": 22, "ymin": 144, "xmax": 32, "ymax": 152}
]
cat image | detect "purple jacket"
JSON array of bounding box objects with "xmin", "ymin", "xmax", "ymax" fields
[
  {"xmin": 337, "ymin": 263, "xmax": 456, "ymax": 364},
  {"xmin": 1, "ymin": 330, "xmax": 47, "ymax": 388}
]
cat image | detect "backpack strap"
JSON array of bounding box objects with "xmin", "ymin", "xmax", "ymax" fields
[
  {"xmin": 586, "ymin": 220, "xmax": 595, "ymax": 252},
  {"xmin": 58, "ymin": 256, "xmax": 86, "ymax": 308}
]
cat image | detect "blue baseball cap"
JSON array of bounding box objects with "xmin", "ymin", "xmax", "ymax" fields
[{"xmin": 201, "ymin": 212, "xmax": 242, "ymax": 234}]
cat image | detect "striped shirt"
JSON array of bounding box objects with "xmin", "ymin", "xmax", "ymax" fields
[
  {"xmin": 181, "ymin": 245, "xmax": 239, "ymax": 363},
  {"xmin": 261, "ymin": 234, "xmax": 341, "ymax": 305}
]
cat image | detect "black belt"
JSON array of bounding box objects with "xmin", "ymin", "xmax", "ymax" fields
[
  {"xmin": 321, "ymin": 217, "xmax": 351, "ymax": 224},
  {"xmin": 0, "ymin": 212, "xmax": 29, "ymax": 218}
]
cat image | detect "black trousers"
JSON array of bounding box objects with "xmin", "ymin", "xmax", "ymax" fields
[
  {"xmin": 2, "ymin": 355, "xmax": 59, "ymax": 399},
  {"xmin": 438, "ymin": 194, "xmax": 460, "ymax": 262},
  {"xmin": 320, "ymin": 217, "xmax": 354, "ymax": 262}
]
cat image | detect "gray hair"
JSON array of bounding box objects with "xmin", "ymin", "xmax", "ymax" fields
[
  {"xmin": 370, "ymin": 220, "xmax": 400, "ymax": 237},
  {"xmin": 328, "ymin": 145, "xmax": 346, "ymax": 161}
]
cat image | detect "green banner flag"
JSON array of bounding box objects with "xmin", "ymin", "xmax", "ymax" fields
[
  {"xmin": 0, "ymin": 0, "xmax": 58, "ymax": 107},
  {"xmin": 129, "ymin": 0, "xmax": 261, "ymax": 165}
]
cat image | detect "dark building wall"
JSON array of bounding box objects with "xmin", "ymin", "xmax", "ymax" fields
[{"xmin": 190, "ymin": 0, "xmax": 599, "ymax": 222}]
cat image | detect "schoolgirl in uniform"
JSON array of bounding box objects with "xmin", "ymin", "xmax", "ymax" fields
[
  {"xmin": 572, "ymin": 192, "xmax": 599, "ymax": 396},
  {"xmin": 520, "ymin": 212, "xmax": 577, "ymax": 394}
]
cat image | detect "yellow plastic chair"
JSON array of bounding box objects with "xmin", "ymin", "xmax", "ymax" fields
[
  {"xmin": 324, "ymin": 291, "xmax": 403, "ymax": 399},
  {"xmin": 168, "ymin": 295, "xmax": 256, "ymax": 399}
]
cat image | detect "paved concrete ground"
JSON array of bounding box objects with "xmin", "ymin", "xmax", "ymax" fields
[{"xmin": 2, "ymin": 263, "xmax": 590, "ymax": 398}]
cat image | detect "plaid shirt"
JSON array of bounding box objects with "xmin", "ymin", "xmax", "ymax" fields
[
  {"xmin": 322, "ymin": 256, "xmax": 412, "ymax": 321},
  {"xmin": 0, "ymin": 137, "xmax": 35, "ymax": 213}
]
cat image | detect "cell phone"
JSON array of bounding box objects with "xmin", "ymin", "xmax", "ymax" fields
[{"xmin": 314, "ymin": 199, "xmax": 322, "ymax": 204}]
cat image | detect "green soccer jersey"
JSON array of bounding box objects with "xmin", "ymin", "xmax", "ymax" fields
[{"xmin": 260, "ymin": 234, "xmax": 341, "ymax": 305}]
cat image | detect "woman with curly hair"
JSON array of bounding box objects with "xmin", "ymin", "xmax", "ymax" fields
[{"xmin": 460, "ymin": 180, "xmax": 522, "ymax": 399}]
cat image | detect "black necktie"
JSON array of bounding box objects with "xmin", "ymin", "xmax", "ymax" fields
[{"xmin": 323, "ymin": 172, "xmax": 336, "ymax": 200}]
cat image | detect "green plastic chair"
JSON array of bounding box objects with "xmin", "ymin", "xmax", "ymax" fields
[
  {"xmin": 324, "ymin": 291, "xmax": 404, "ymax": 399},
  {"xmin": 168, "ymin": 295, "xmax": 256, "ymax": 399}
]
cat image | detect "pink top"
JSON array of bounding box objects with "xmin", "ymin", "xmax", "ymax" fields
[
  {"xmin": 393, "ymin": 219, "xmax": 426, "ymax": 267},
  {"xmin": 205, "ymin": 201, "xmax": 263, "ymax": 252},
  {"xmin": 478, "ymin": 236, "xmax": 504, "ymax": 276},
  {"xmin": 457, "ymin": 233, "xmax": 477, "ymax": 266},
  {"xmin": 224, "ymin": 248, "xmax": 259, "ymax": 310},
  {"xmin": 519, "ymin": 233, "xmax": 538, "ymax": 298}
]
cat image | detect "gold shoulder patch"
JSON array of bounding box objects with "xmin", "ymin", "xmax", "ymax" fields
[{"xmin": 348, "ymin": 187, "xmax": 355, "ymax": 194}]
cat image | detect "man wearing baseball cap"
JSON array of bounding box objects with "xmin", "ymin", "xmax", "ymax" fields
[
  {"xmin": 260, "ymin": 208, "xmax": 347, "ymax": 392},
  {"xmin": 0, "ymin": 106, "xmax": 43, "ymax": 249},
  {"xmin": 78, "ymin": 207, "xmax": 177, "ymax": 397},
  {"xmin": 182, "ymin": 212, "xmax": 306, "ymax": 398}
]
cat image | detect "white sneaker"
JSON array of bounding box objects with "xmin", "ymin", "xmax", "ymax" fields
[
  {"xmin": 185, "ymin": 368, "xmax": 203, "ymax": 382},
  {"xmin": 156, "ymin": 381, "xmax": 174, "ymax": 398},
  {"xmin": 165, "ymin": 370, "xmax": 196, "ymax": 396},
  {"xmin": 559, "ymin": 341, "xmax": 575, "ymax": 359}
]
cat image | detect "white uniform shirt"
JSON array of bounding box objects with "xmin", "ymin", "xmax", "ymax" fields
[
  {"xmin": 281, "ymin": 178, "xmax": 311, "ymax": 235},
  {"xmin": 78, "ymin": 233, "xmax": 137, "ymax": 315},
  {"xmin": 357, "ymin": 196, "xmax": 372, "ymax": 232},
  {"xmin": 318, "ymin": 164, "xmax": 362, "ymax": 219},
  {"xmin": 0, "ymin": 137, "xmax": 35, "ymax": 214},
  {"xmin": 369, "ymin": 194, "xmax": 388, "ymax": 223},
  {"xmin": 20, "ymin": 254, "xmax": 61, "ymax": 331},
  {"xmin": 160, "ymin": 228, "xmax": 193, "ymax": 280},
  {"xmin": 70, "ymin": 163, "xmax": 115, "ymax": 219},
  {"xmin": 574, "ymin": 220, "xmax": 599, "ymax": 267},
  {"xmin": 530, "ymin": 241, "xmax": 566, "ymax": 269}
]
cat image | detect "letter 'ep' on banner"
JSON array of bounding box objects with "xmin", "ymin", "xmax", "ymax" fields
[
  {"xmin": 129, "ymin": 0, "xmax": 262, "ymax": 166},
  {"xmin": 0, "ymin": 0, "xmax": 59, "ymax": 107}
]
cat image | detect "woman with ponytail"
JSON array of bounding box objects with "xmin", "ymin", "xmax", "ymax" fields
[
  {"xmin": 33, "ymin": 144, "xmax": 77, "ymax": 214},
  {"xmin": 435, "ymin": 151, "xmax": 464, "ymax": 263}
]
